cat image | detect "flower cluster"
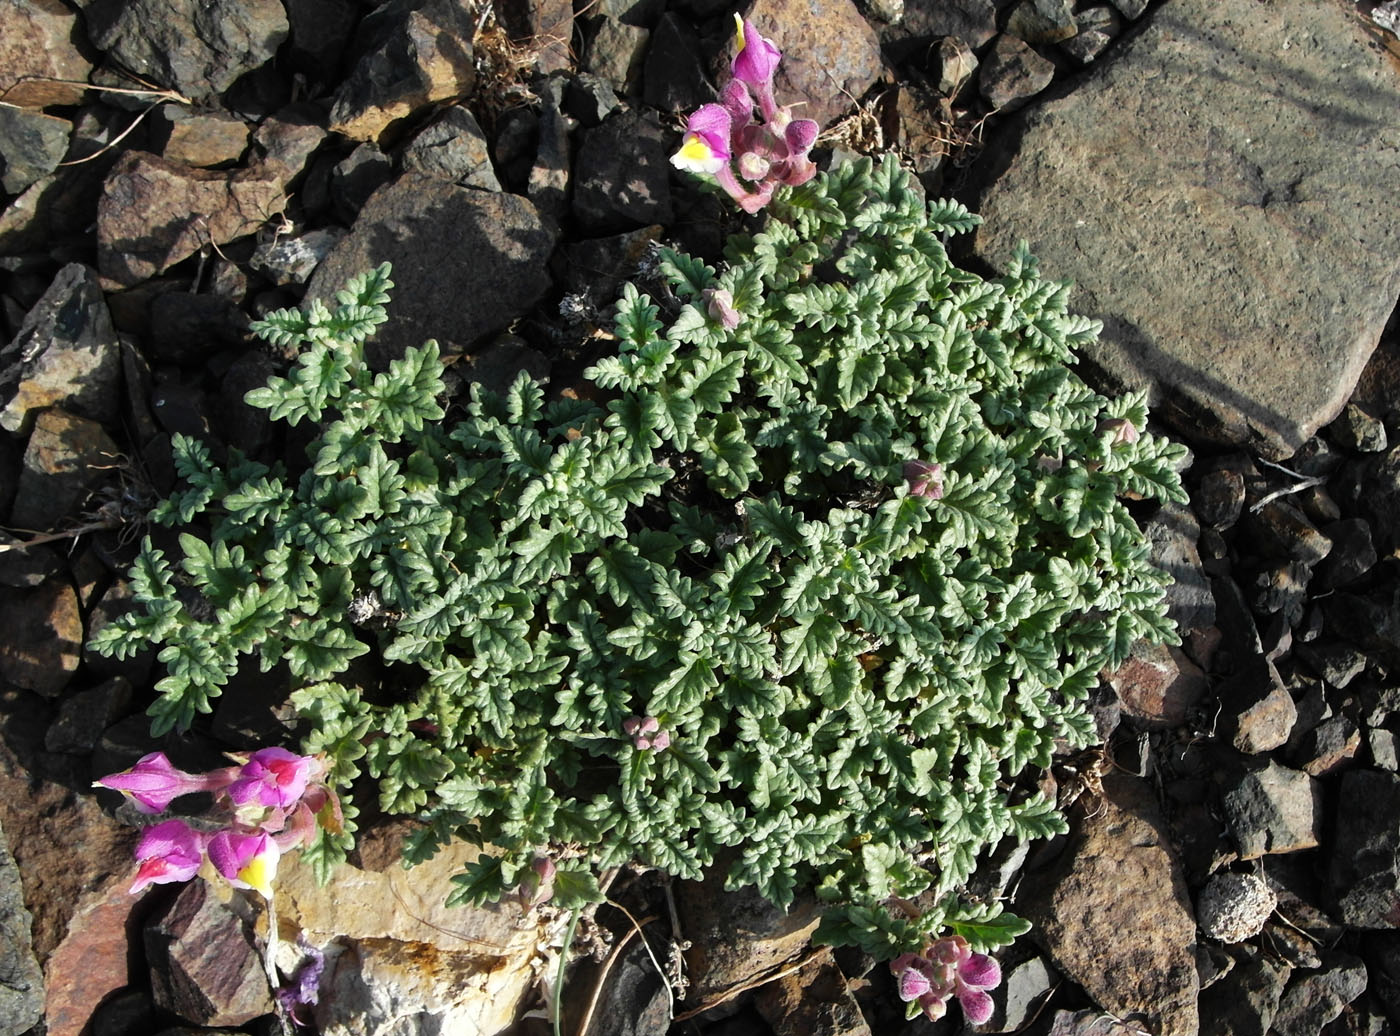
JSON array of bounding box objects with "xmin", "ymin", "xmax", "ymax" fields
[
  {"xmin": 890, "ymin": 935, "xmax": 1002, "ymax": 1024},
  {"xmin": 670, "ymin": 17, "xmax": 819, "ymax": 213},
  {"xmin": 97, "ymin": 748, "xmax": 338, "ymax": 898},
  {"xmin": 622, "ymin": 715, "xmax": 671, "ymax": 751}
]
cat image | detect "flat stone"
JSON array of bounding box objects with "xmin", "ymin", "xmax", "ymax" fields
[
  {"xmin": 1271, "ymin": 952, "xmax": 1368, "ymax": 1036},
  {"xmin": 0, "ymin": 0, "xmax": 92, "ymax": 107},
  {"xmin": 742, "ymin": 0, "xmax": 885, "ymax": 129},
  {"xmin": 1328, "ymin": 770, "xmax": 1400, "ymax": 927},
  {"xmin": 400, "ymin": 106, "xmax": 501, "ymax": 190},
  {"xmin": 0, "ymin": 263, "xmax": 122, "ymax": 437},
  {"xmin": 970, "ymin": 0, "xmax": 1400, "ymax": 459},
  {"xmin": 328, "ymin": 0, "xmax": 477, "ymax": 142},
  {"xmin": 43, "ymin": 871, "xmax": 145, "ymax": 1036},
  {"xmin": 0, "ymin": 579, "xmax": 81, "ymax": 698},
  {"xmin": 156, "ymin": 107, "xmax": 250, "ymax": 167},
  {"xmin": 10, "ymin": 408, "xmax": 120, "ymax": 533},
  {"xmin": 1223, "ymin": 661, "xmax": 1296, "ymax": 755},
  {"xmin": 979, "ymin": 34, "xmax": 1056, "ymax": 112},
  {"xmin": 981, "ymin": 953, "xmax": 1057, "ymax": 1032},
  {"xmin": 1221, "ymin": 760, "xmax": 1321, "ymax": 860},
  {"xmin": 1019, "ymin": 774, "xmax": 1199, "ymax": 1036},
  {"xmin": 1103, "ymin": 641, "xmax": 1207, "ymax": 729},
  {"xmin": 753, "ymin": 947, "xmax": 869, "ymax": 1036},
  {"xmin": 81, "ymin": 0, "xmax": 288, "ymax": 100},
  {"xmin": 0, "ymin": 107, "xmax": 70, "ymax": 196},
  {"xmin": 306, "ymin": 173, "xmax": 556, "ymax": 366},
  {"xmin": 0, "ymin": 819, "xmax": 44, "ymax": 1036}
]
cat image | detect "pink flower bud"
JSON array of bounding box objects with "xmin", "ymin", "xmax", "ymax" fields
[
  {"xmin": 897, "ymin": 965, "xmax": 932, "ymax": 1001},
  {"xmin": 731, "ymin": 16, "xmax": 782, "ymax": 93},
  {"xmin": 702, "ymin": 287, "xmax": 742, "ymax": 330},
  {"xmin": 129, "ymin": 819, "xmax": 206, "ymax": 894},
  {"xmin": 903, "ymin": 460, "xmax": 944, "ymax": 500},
  {"xmin": 1098, "ymin": 417, "xmax": 1140, "ymax": 445},
  {"xmin": 737, "ymin": 151, "xmax": 771, "ymax": 182},
  {"xmin": 96, "ymin": 752, "xmax": 222, "ymax": 814}
]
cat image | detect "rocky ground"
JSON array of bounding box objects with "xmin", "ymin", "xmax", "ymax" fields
[{"xmin": 2, "ymin": 0, "xmax": 1400, "ymax": 1035}]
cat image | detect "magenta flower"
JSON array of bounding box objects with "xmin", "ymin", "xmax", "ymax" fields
[
  {"xmin": 903, "ymin": 460, "xmax": 944, "ymax": 500},
  {"xmin": 623, "ymin": 716, "xmax": 671, "ymax": 751},
  {"xmin": 702, "ymin": 287, "xmax": 742, "ymax": 330},
  {"xmin": 129, "ymin": 819, "xmax": 206, "ymax": 894},
  {"xmin": 670, "ymin": 104, "xmax": 732, "ymax": 175},
  {"xmin": 890, "ymin": 936, "xmax": 1001, "ymax": 1025},
  {"xmin": 227, "ymin": 747, "xmax": 319, "ymax": 811},
  {"xmin": 731, "ymin": 16, "xmax": 783, "ymax": 117},
  {"xmin": 208, "ymin": 828, "xmax": 281, "ymax": 898},
  {"xmin": 96, "ymin": 752, "xmax": 224, "ymax": 814}
]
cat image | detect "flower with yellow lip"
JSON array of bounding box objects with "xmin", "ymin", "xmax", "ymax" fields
[
  {"xmin": 670, "ymin": 104, "xmax": 732, "ymax": 175},
  {"xmin": 208, "ymin": 829, "xmax": 282, "ymax": 899}
]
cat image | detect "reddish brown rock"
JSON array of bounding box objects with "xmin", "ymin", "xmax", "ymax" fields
[
  {"xmin": 1020, "ymin": 774, "xmax": 1199, "ymax": 1036},
  {"xmin": 44, "ymin": 877, "xmax": 147, "ymax": 1036},
  {"xmin": 753, "ymin": 947, "xmax": 871, "ymax": 1036},
  {"xmin": 10, "ymin": 408, "xmax": 120, "ymax": 532},
  {"xmin": 0, "ymin": 0, "xmax": 91, "ymax": 107},
  {"xmin": 1104, "ymin": 641, "xmax": 1208, "ymax": 728}
]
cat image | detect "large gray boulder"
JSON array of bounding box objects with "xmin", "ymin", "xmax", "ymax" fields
[{"xmin": 970, "ymin": 0, "xmax": 1400, "ymax": 459}]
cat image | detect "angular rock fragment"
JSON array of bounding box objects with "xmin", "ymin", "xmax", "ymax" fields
[
  {"xmin": 1328, "ymin": 770, "xmax": 1400, "ymax": 928},
  {"xmin": 400, "ymin": 107, "xmax": 501, "ymax": 190},
  {"xmin": 0, "ymin": 108, "xmax": 70, "ymax": 195},
  {"xmin": 1221, "ymin": 760, "xmax": 1320, "ymax": 860},
  {"xmin": 979, "ymin": 34, "xmax": 1055, "ymax": 112},
  {"xmin": 0, "ymin": 819, "xmax": 44, "ymax": 1036},
  {"xmin": 0, "ymin": 0, "xmax": 91, "ymax": 108},
  {"xmin": 573, "ymin": 109, "xmax": 673, "ymax": 233}
]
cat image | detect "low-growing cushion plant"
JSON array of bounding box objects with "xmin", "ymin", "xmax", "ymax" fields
[{"xmin": 92, "ymin": 153, "xmax": 1186, "ymax": 959}]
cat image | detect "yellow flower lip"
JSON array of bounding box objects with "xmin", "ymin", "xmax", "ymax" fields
[
  {"xmin": 238, "ymin": 852, "xmax": 277, "ymax": 899},
  {"xmin": 734, "ymin": 12, "xmax": 745, "ymax": 52}
]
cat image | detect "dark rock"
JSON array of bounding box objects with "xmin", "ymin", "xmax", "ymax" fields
[
  {"xmin": 0, "ymin": 819, "xmax": 44, "ymax": 1036},
  {"xmin": 978, "ymin": 34, "xmax": 1056, "ymax": 112},
  {"xmin": 146, "ymin": 880, "xmax": 273, "ymax": 1026},
  {"xmin": 1103, "ymin": 641, "xmax": 1208, "ymax": 729},
  {"xmin": 561, "ymin": 226, "xmax": 665, "ymax": 312},
  {"xmin": 283, "ymin": 0, "xmax": 359, "ymax": 87},
  {"xmin": 88, "ymin": 987, "xmax": 159, "ymax": 1036},
  {"xmin": 0, "ymin": 263, "xmax": 122, "ymax": 436},
  {"xmin": 1144, "ymin": 503, "xmax": 1215, "ymax": 635},
  {"xmin": 1019, "ymin": 774, "xmax": 1199, "ymax": 1036},
  {"xmin": 1196, "ymin": 466, "xmax": 1247, "ymax": 531},
  {"xmin": 400, "ymin": 106, "xmax": 501, "ymax": 190},
  {"xmin": 1297, "ymin": 484, "xmax": 1341, "ymax": 526},
  {"xmin": 149, "ymin": 375, "xmax": 213, "ymax": 441},
  {"xmin": 1284, "ymin": 435, "xmax": 1344, "ymax": 478},
  {"xmin": 1315, "ymin": 519, "xmax": 1378, "ymax": 591},
  {"xmin": 211, "ymin": 661, "xmax": 297, "ymax": 750},
  {"xmin": 1223, "ymin": 661, "xmax": 1296, "ymax": 755},
  {"xmin": 148, "ymin": 291, "xmax": 251, "ymax": 363},
  {"xmin": 895, "ymin": 82, "xmax": 953, "ymax": 181},
  {"xmin": 0, "ymin": 534, "xmax": 61, "ymax": 588},
  {"xmin": 1294, "ymin": 640, "xmax": 1367, "ymax": 690},
  {"xmin": 207, "ymin": 351, "xmax": 278, "ymax": 456},
  {"xmin": 897, "ymin": 0, "xmax": 998, "ymax": 49},
  {"xmin": 328, "ymin": 0, "xmax": 478, "ymax": 142},
  {"xmin": 753, "ymin": 948, "xmax": 870, "ymax": 1036},
  {"xmin": 1329, "ymin": 403, "xmax": 1388, "ymax": 454},
  {"xmin": 1060, "ymin": 8, "xmax": 1117, "ymax": 65},
  {"xmin": 1355, "ymin": 444, "xmax": 1400, "ymax": 558},
  {"xmin": 1221, "ymin": 760, "xmax": 1321, "ymax": 860},
  {"xmin": 1271, "ymin": 953, "xmax": 1368, "ymax": 1036},
  {"xmin": 1328, "ymin": 770, "xmax": 1400, "ymax": 928},
  {"xmin": 981, "ymin": 954, "xmax": 1056, "ymax": 1032},
  {"xmin": 154, "ymin": 107, "xmax": 250, "ymax": 167},
  {"xmin": 249, "ymin": 229, "xmax": 344, "ymax": 286},
  {"xmin": 566, "ymin": 936, "xmax": 670, "ymax": 1036},
  {"xmin": 1246, "ymin": 500, "xmax": 1332, "ymax": 566},
  {"xmin": 1196, "ymin": 952, "xmax": 1290, "ymax": 1036},
  {"xmin": 1108, "ymin": 0, "xmax": 1148, "ymax": 17},
  {"xmin": 0, "ymin": 107, "xmax": 70, "ymax": 196},
  {"xmin": 679, "ymin": 875, "xmax": 822, "ymax": 1002},
  {"xmin": 0, "ymin": 580, "xmax": 82, "ymax": 697},
  {"xmin": 1368, "ymin": 728, "xmax": 1400, "ymax": 771},
  {"xmin": 306, "ymin": 174, "xmax": 557, "ymax": 365},
  {"xmin": 0, "ymin": 0, "xmax": 91, "ymax": 107},
  {"xmin": 586, "ymin": 16, "xmax": 650, "ymax": 95},
  {"xmin": 970, "ymin": 0, "xmax": 1400, "ymax": 459},
  {"xmin": 1243, "ymin": 560, "xmax": 1310, "ymax": 627},
  {"xmin": 1291, "ymin": 714, "xmax": 1360, "ymax": 777},
  {"xmin": 11, "ymin": 408, "xmax": 120, "ymax": 532},
  {"xmin": 743, "ymin": 0, "xmax": 885, "ymax": 129},
  {"xmin": 1322, "ymin": 591, "xmax": 1400, "ymax": 671},
  {"xmin": 1006, "ymin": 0, "xmax": 1077, "ymax": 45},
  {"xmin": 642, "ymin": 13, "xmax": 711, "ymax": 114},
  {"xmin": 573, "ymin": 109, "xmax": 674, "ymax": 233},
  {"xmin": 97, "ymin": 151, "xmax": 292, "ymax": 289},
  {"xmin": 590, "ymin": 0, "xmax": 663, "ymax": 27},
  {"xmin": 935, "ymin": 36, "xmax": 978, "ymax": 97},
  {"xmin": 498, "ymin": 0, "xmax": 574, "ymax": 75},
  {"xmin": 567, "ymin": 73, "xmax": 621, "ymax": 128},
  {"xmin": 528, "ymin": 77, "xmax": 572, "ymax": 221},
  {"xmin": 81, "ymin": 0, "xmax": 288, "ymax": 100},
  {"xmin": 249, "ymin": 104, "xmax": 328, "ymax": 185},
  {"xmin": 45, "ymin": 677, "xmax": 133, "ymax": 754},
  {"xmin": 1046, "ymin": 1011, "xmax": 1143, "ymax": 1036},
  {"xmin": 332, "ymin": 143, "xmax": 394, "ymax": 223},
  {"xmin": 493, "ymin": 107, "xmax": 539, "ymax": 193}
]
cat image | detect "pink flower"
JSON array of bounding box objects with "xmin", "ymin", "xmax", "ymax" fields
[
  {"xmin": 731, "ymin": 16, "xmax": 782, "ymax": 114},
  {"xmin": 702, "ymin": 287, "xmax": 742, "ymax": 330},
  {"xmin": 129, "ymin": 819, "xmax": 206, "ymax": 894},
  {"xmin": 226, "ymin": 747, "xmax": 319, "ymax": 811},
  {"xmin": 96, "ymin": 752, "xmax": 224, "ymax": 814},
  {"xmin": 671, "ymin": 104, "xmax": 732, "ymax": 175},
  {"xmin": 1098, "ymin": 417, "xmax": 1140, "ymax": 446},
  {"xmin": 208, "ymin": 828, "xmax": 281, "ymax": 898},
  {"xmin": 623, "ymin": 716, "xmax": 671, "ymax": 752},
  {"xmin": 890, "ymin": 936, "xmax": 1001, "ymax": 1026},
  {"xmin": 903, "ymin": 460, "xmax": 944, "ymax": 500}
]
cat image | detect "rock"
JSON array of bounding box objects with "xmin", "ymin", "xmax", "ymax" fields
[
  {"xmin": 155, "ymin": 107, "xmax": 250, "ymax": 167},
  {"xmin": 1046, "ymin": 1011, "xmax": 1143, "ymax": 1036},
  {"xmin": 283, "ymin": 0, "xmax": 359, "ymax": 86},
  {"xmin": 148, "ymin": 291, "xmax": 251, "ymax": 363},
  {"xmin": 0, "ymin": 581, "xmax": 81, "ymax": 697},
  {"xmin": 679, "ymin": 875, "xmax": 823, "ymax": 1002},
  {"xmin": 1270, "ymin": 953, "xmax": 1368, "ymax": 1036},
  {"xmin": 936, "ymin": 36, "xmax": 978, "ymax": 97},
  {"xmin": 643, "ymin": 13, "xmax": 711, "ymax": 114},
  {"xmin": 87, "ymin": 988, "xmax": 159, "ymax": 1036},
  {"xmin": 1019, "ymin": 774, "xmax": 1199, "ymax": 1036},
  {"xmin": 332, "ymin": 143, "xmax": 394, "ymax": 223},
  {"xmin": 1196, "ymin": 872, "xmax": 1276, "ymax": 944},
  {"xmin": 45, "ymin": 677, "xmax": 133, "ymax": 754},
  {"xmin": 0, "ymin": 819, "xmax": 44, "ymax": 1036},
  {"xmin": 894, "ymin": 82, "xmax": 952, "ymax": 181},
  {"xmin": 1292, "ymin": 715, "xmax": 1360, "ymax": 777},
  {"xmin": 979, "ymin": 954, "xmax": 1056, "ymax": 1033},
  {"xmin": 1355, "ymin": 444, "xmax": 1400, "ymax": 558},
  {"xmin": 1060, "ymin": 24, "xmax": 1114, "ymax": 66},
  {"xmin": 11, "ymin": 408, "xmax": 121, "ymax": 532},
  {"xmin": 1006, "ymin": 0, "xmax": 1077, "ymax": 45},
  {"xmin": 0, "ymin": 107, "xmax": 70, "ymax": 196},
  {"xmin": 1322, "ymin": 590, "xmax": 1400, "ymax": 671},
  {"xmin": 81, "ymin": 0, "xmax": 288, "ymax": 101},
  {"xmin": 1328, "ymin": 770, "xmax": 1400, "ymax": 928},
  {"xmin": 528, "ymin": 77, "xmax": 572, "ymax": 220},
  {"xmin": 741, "ymin": 0, "xmax": 885, "ymax": 129},
  {"xmin": 1223, "ymin": 662, "xmax": 1296, "ymax": 755},
  {"xmin": 970, "ymin": 0, "xmax": 1400, "ymax": 460},
  {"xmin": 1103, "ymin": 641, "xmax": 1208, "ymax": 729},
  {"xmin": 271, "ymin": 839, "xmax": 540, "ymax": 1036},
  {"xmin": 249, "ymin": 104, "xmax": 328, "ymax": 184},
  {"xmin": 400, "ymin": 106, "xmax": 502, "ymax": 190},
  {"xmin": 1196, "ymin": 952, "xmax": 1290, "ymax": 1036},
  {"xmin": 1294, "ymin": 640, "xmax": 1367, "ymax": 690},
  {"xmin": 0, "ymin": 534, "xmax": 61, "ymax": 588},
  {"xmin": 97, "ymin": 151, "xmax": 289, "ymax": 288},
  {"xmin": 328, "ymin": 0, "xmax": 477, "ymax": 142},
  {"xmin": 978, "ymin": 34, "xmax": 1056, "ymax": 112},
  {"xmin": 1243, "ymin": 560, "xmax": 1310, "ymax": 628},
  {"xmin": 0, "ymin": 0, "xmax": 90, "ymax": 107},
  {"xmin": 1370, "ymin": 728, "xmax": 1400, "ymax": 772},
  {"xmin": 753, "ymin": 948, "xmax": 870, "ymax": 1036},
  {"xmin": 146, "ymin": 880, "xmax": 272, "ymax": 1026},
  {"xmin": 250, "ymin": 230, "xmax": 344, "ymax": 286},
  {"xmin": 567, "ymin": 937, "xmax": 671, "ymax": 1036},
  {"xmin": 561, "ymin": 226, "xmax": 665, "ymax": 312},
  {"xmin": 586, "ymin": 17, "xmax": 650, "ymax": 95},
  {"xmin": 42, "ymin": 869, "xmax": 147, "ymax": 1036},
  {"xmin": 1195, "ymin": 466, "xmax": 1247, "ymax": 531},
  {"xmin": 0, "ymin": 264, "xmax": 121, "ymax": 437},
  {"xmin": 498, "ymin": 0, "xmax": 574, "ymax": 75},
  {"xmin": 1221, "ymin": 760, "xmax": 1321, "ymax": 860},
  {"xmin": 897, "ymin": 0, "xmax": 998, "ymax": 49},
  {"xmin": 573, "ymin": 109, "xmax": 674, "ymax": 233},
  {"xmin": 1246, "ymin": 500, "xmax": 1332, "ymax": 566},
  {"xmin": 566, "ymin": 74, "xmax": 621, "ymax": 128},
  {"xmin": 1330, "ymin": 403, "xmax": 1389, "ymax": 453},
  {"xmin": 1316, "ymin": 518, "xmax": 1378, "ymax": 591},
  {"xmin": 1144, "ymin": 503, "xmax": 1215, "ymax": 635},
  {"xmin": 306, "ymin": 174, "xmax": 556, "ymax": 365},
  {"xmin": 1108, "ymin": 0, "xmax": 1147, "ymax": 17},
  {"xmin": 83, "ymin": 579, "xmax": 157, "ymax": 686}
]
